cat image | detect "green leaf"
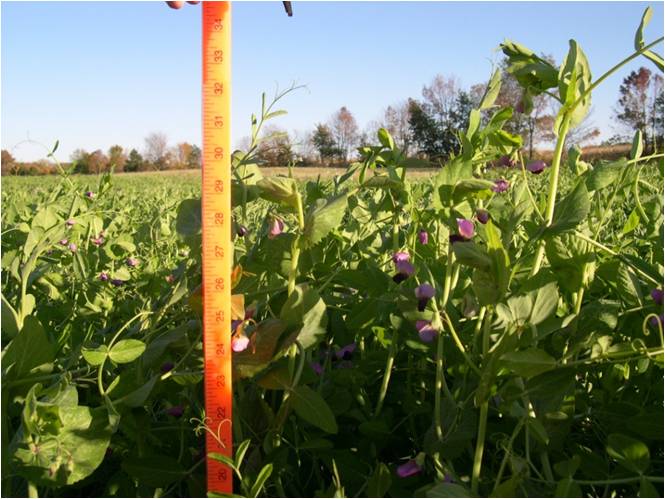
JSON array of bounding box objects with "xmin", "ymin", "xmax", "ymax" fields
[
  {"xmin": 291, "ymin": 385, "xmax": 338, "ymax": 434},
  {"xmin": 585, "ymin": 160, "xmax": 625, "ymax": 192},
  {"xmin": 302, "ymin": 193, "xmax": 348, "ymax": 248},
  {"xmin": 2, "ymin": 316, "xmax": 54, "ymax": 380},
  {"xmin": 377, "ymin": 128, "xmax": 395, "ymax": 150},
  {"xmin": 606, "ymin": 433, "xmax": 650, "ymax": 473},
  {"xmin": 622, "ymin": 209, "xmax": 641, "ymax": 235},
  {"xmin": 118, "ymin": 375, "xmax": 158, "ymax": 407},
  {"xmin": 452, "ymin": 242, "xmax": 492, "ymax": 271},
  {"xmin": 257, "ymin": 176, "xmax": 299, "ymax": 209},
  {"xmin": 108, "ymin": 339, "xmax": 146, "ymax": 364},
  {"xmin": 250, "ymin": 463, "xmax": 273, "ymax": 498},
  {"xmin": 209, "ymin": 452, "xmax": 237, "ymax": 472},
  {"xmin": 529, "ymin": 282, "xmax": 559, "ymax": 326},
  {"xmin": 1, "ymin": 293, "xmax": 20, "ymax": 339},
  {"xmin": 367, "ymin": 463, "xmax": 391, "ymax": 498},
  {"xmin": 479, "ymin": 68, "xmax": 502, "ymax": 110},
  {"xmin": 175, "ymin": 198, "xmax": 202, "ymax": 236},
  {"xmin": 558, "ymin": 40, "xmax": 592, "ymax": 128},
  {"xmin": 122, "ymin": 454, "xmax": 185, "ymax": 487},
  {"xmin": 546, "ymin": 181, "xmax": 590, "ymax": 235},
  {"xmin": 500, "ymin": 348, "xmax": 556, "ymax": 379},
  {"xmin": 81, "ymin": 344, "xmax": 109, "ymax": 366},
  {"xmin": 639, "ymin": 477, "xmax": 660, "ymax": 498},
  {"xmin": 279, "ymin": 284, "xmax": 328, "ymax": 350},
  {"xmin": 500, "ymin": 40, "xmax": 559, "ymax": 95},
  {"xmin": 634, "ymin": 7, "xmax": 652, "ymax": 50}
]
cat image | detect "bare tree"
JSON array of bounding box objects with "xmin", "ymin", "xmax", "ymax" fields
[
  {"xmin": 381, "ymin": 101, "xmax": 413, "ymax": 155},
  {"xmin": 329, "ymin": 107, "xmax": 359, "ymax": 162},
  {"xmin": 144, "ymin": 132, "xmax": 169, "ymax": 169},
  {"xmin": 422, "ymin": 74, "xmax": 461, "ymax": 128}
]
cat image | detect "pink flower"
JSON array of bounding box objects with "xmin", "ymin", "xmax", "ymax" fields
[
  {"xmin": 126, "ymin": 257, "xmax": 139, "ymax": 267},
  {"xmin": 68, "ymin": 243, "xmax": 77, "ymax": 252},
  {"xmin": 85, "ymin": 191, "xmax": 95, "ymax": 199},
  {"xmin": 415, "ymin": 283, "xmax": 435, "ymax": 311},
  {"xmin": 456, "ymin": 218, "xmax": 475, "ymax": 240},
  {"xmin": 165, "ymin": 274, "xmax": 176, "ymax": 284},
  {"xmin": 492, "ymin": 179, "xmax": 510, "ymax": 193},
  {"xmin": 396, "ymin": 459, "xmax": 421, "ymax": 478},
  {"xmin": 232, "ymin": 334, "xmax": 250, "ymax": 352},
  {"xmin": 418, "ymin": 230, "xmax": 429, "ymax": 245},
  {"xmin": 415, "ymin": 320, "xmax": 438, "ymax": 343},
  {"xmin": 392, "ymin": 251, "xmax": 410, "ymax": 264},
  {"xmin": 59, "ymin": 238, "xmax": 68, "ymax": 246},
  {"xmin": 99, "ymin": 272, "xmax": 109, "ymax": 281},
  {"xmin": 476, "ymin": 209, "xmax": 489, "ymax": 224},
  {"xmin": 91, "ymin": 235, "xmax": 105, "ymax": 246},
  {"xmin": 527, "ymin": 160, "xmax": 547, "ymax": 174},
  {"xmin": 268, "ymin": 218, "xmax": 285, "ymax": 239},
  {"xmin": 66, "ymin": 219, "xmax": 75, "ymax": 227}
]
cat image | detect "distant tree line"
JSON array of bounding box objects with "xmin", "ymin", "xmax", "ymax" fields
[
  {"xmin": 1, "ymin": 133, "xmax": 201, "ymax": 176},
  {"xmin": 2, "ymin": 61, "xmax": 662, "ymax": 175}
]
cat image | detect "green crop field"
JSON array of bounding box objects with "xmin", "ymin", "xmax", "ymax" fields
[{"xmin": 1, "ymin": 5, "xmax": 664, "ymax": 498}]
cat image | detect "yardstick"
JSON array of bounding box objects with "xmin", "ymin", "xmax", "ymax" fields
[{"xmin": 202, "ymin": 1, "xmax": 233, "ymax": 494}]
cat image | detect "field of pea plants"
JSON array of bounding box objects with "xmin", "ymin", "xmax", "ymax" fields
[{"xmin": 2, "ymin": 7, "xmax": 664, "ymax": 499}]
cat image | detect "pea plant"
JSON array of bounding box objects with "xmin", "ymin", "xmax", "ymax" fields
[{"xmin": 1, "ymin": 6, "xmax": 662, "ymax": 499}]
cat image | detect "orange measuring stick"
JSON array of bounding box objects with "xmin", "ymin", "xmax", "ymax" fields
[{"xmin": 202, "ymin": 1, "xmax": 233, "ymax": 494}]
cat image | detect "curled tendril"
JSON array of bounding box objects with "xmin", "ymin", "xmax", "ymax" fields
[{"xmin": 190, "ymin": 416, "xmax": 232, "ymax": 449}]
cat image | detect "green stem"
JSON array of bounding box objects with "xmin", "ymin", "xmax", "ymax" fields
[
  {"xmin": 375, "ymin": 332, "xmax": 397, "ymax": 417},
  {"xmin": 27, "ymin": 481, "xmax": 38, "ymax": 498},
  {"xmin": 434, "ymin": 330, "xmax": 445, "ymax": 441},
  {"xmin": 471, "ymin": 309, "xmax": 492, "ymax": 495},
  {"xmin": 471, "ymin": 402, "xmax": 489, "ymax": 495},
  {"xmin": 572, "ymin": 37, "xmax": 664, "ymax": 110},
  {"xmin": 492, "ymin": 417, "xmax": 526, "ymax": 493},
  {"xmin": 530, "ymin": 114, "xmax": 572, "ymax": 276}
]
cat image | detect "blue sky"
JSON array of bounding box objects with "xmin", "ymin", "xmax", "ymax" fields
[{"xmin": 2, "ymin": 1, "xmax": 663, "ymax": 161}]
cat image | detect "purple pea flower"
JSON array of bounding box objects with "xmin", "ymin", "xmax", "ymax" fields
[
  {"xmin": 126, "ymin": 257, "xmax": 139, "ymax": 267},
  {"xmin": 476, "ymin": 209, "xmax": 490, "ymax": 224},
  {"xmin": 396, "ymin": 459, "xmax": 422, "ymax": 478},
  {"xmin": 66, "ymin": 219, "xmax": 75, "ymax": 227},
  {"xmin": 499, "ymin": 155, "xmax": 515, "ymax": 168},
  {"xmin": 231, "ymin": 320, "xmax": 242, "ymax": 333},
  {"xmin": 392, "ymin": 251, "xmax": 415, "ymax": 283},
  {"xmin": 236, "ymin": 225, "xmax": 248, "ymax": 237},
  {"xmin": 85, "ymin": 191, "xmax": 95, "ymax": 199},
  {"xmin": 268, "ymin": 218, "xmax": 285, "ymax": 239},
  {"xmin": 335, "ymin": 343, "xmax": 356, "ymax": 360},
  {"xmin": 68, "ymin": 243, "xmax": 77, "ymax": 253},
  {"xmin": 91, "ymin": 235, "xmax": 105, "ymax": 246},
  {"xmin": 492, "ymin": 179, "xmax": 510, "ymax": 193},
  {"xmin": 232, "ymin": 334, "xmax": 250, "ymax": 353},
  {"xmin": 456, "ymin": 218, "xmax": 475, "ymax": 240},
  {"xmin": 416, "ymin": 320, "xmax": 438, "ymax": 343},
  {"xmin": 392, "ymin": 251, "xmax": 410, "ymax": 264},
  {"xmin": 161, "ymin": 361, "xmax": 175, "ymax": 373},
  {"xmin": 59, "ymin": 238, "xmax": 68, "ymax": 246},
  {"xmin": 110, "ymin": 279, "xmax": 124, "ymax": 287},
  {"xmin": 651, "ymin": 289, "xmax": 663, "ymax": 306},
  {"xmin": 415, "ymin": 283, "xmax": 435, "ymax": 312},
  {"xmin": 166, "ymin": 405, "xmax": 184, "ymax": 418},
  {"xmin": 310, "ymin": 362, "xmax": 324, "ymax": 376},
  {"xmin": 165, "ymin": 274, "xmax": 175, "ymax": 284},
  {"xmin": 526, "ymin": 160, "xmax": 547, "ymax": 174},
  {"xmin": 418, "ymin": 229, "xmax": 429, "ymax": 245},
  {"xmin": 99, "ymin": 272, "xmax": 109, "ymax": 282}
]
